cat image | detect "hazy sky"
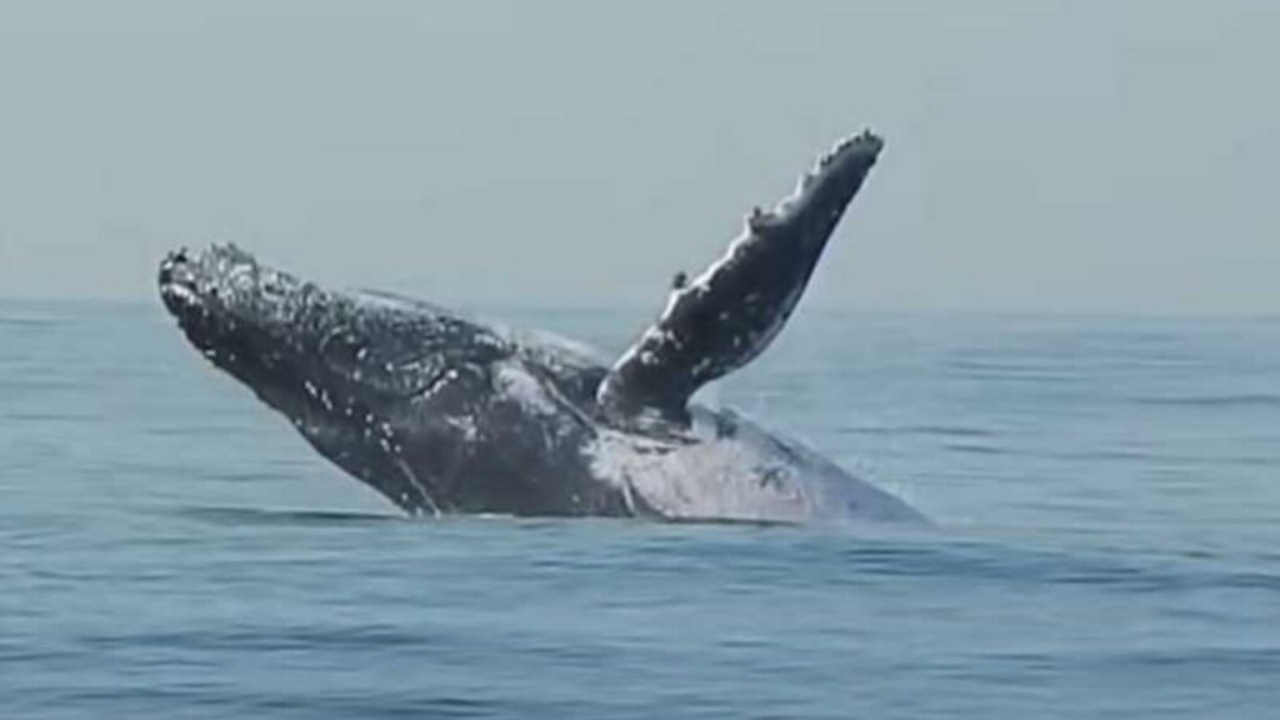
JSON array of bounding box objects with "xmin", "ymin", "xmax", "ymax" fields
[{"xmin": 0, "ymin": 1, "xmax": 1276, "ymax": 313}]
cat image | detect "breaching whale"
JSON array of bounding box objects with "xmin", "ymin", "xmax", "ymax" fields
[{"xmin": 158, "ymin": 130, "xmax": 924, "ymax": 524}]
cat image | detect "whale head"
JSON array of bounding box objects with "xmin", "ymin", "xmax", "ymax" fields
[
  {"xmin": 157, "ymin": 244, "xmax": 517, "ymax": 514},
  {"xmin": 159, "ymin": 244, "xmax": 369, "ymax": 407}
]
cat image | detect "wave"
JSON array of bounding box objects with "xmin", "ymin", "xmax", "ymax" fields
[
  {"xmin": 840, "ymin": 424, "xmax": 997, "ymax": 439},
  {"xmin": 1129, "ymin": 393, "xmax": 1280, "ymax": 409},
  {"xmin": 174, "ymin": 505, "xmax": 404, "ymax": 527}
]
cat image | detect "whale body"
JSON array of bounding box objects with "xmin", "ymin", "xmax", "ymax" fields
[{"xmin": 158, "ymin": 131, "xmax": 924, "ymax": 524}]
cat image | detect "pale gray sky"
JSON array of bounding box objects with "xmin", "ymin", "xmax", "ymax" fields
[{"xmin": 0, "ymin": 1, "xmax": 1276, "ymax": 313}]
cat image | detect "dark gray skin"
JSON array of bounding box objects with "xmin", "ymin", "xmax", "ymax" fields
[{"xmin": 158, "ymin": 131, "xmax": 925, "ymax": 524}]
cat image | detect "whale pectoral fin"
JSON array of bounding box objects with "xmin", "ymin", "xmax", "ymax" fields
[{"xmin": 597, "ymin": 130, "xmax": 884, "ymax": 424}]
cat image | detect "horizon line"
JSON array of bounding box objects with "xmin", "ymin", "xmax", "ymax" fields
[{"xmin": 0, "ymin": 294, "xmax": 1276, "ymax": 322}]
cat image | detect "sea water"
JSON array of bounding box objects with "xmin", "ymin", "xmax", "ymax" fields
[{"xmin": 3, "ymin": 300, "xmax": 1278, "ymax": 719}]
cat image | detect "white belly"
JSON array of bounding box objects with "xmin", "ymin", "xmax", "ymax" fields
[{"xmin": 584, "ymin": 406, "xmax": 924, "ymax": 524}]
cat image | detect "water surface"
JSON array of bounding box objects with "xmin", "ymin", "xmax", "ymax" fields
[{"xmin": 4, "ymin": 301, "xmax": 1279, "ymax": 718}]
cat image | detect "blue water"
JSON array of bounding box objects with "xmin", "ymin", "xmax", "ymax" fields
[{"xmin": 4, "ymin": 300, "xmax": 1279, "ymax": 719}]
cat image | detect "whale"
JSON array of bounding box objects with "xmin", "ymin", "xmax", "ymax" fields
[{"xmin": 158, "ymin": 130, "xmax": 924, "ymax": 524}]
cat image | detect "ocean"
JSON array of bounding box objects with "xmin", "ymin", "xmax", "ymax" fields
[{"xmin": 3, "ymin": 300, "xmax": 1278, "ymax": 719}]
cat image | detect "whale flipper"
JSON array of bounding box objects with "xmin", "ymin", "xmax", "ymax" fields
[{"xmin": 597, "ymin": 130, "xmax": 884, "ymax": 425}]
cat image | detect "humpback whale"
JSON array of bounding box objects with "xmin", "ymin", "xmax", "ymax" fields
[{"xmin": 159, "ymin": 130, "xmax": 924, "ymax": 524}]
